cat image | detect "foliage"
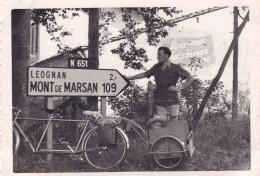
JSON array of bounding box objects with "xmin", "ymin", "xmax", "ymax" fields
[
  {"xmin": 98, "ymin": 9, "xmax": 116, "ymax": 55},
  {"xmin": 181, "ymin": 57, "xmax": 205, "ymax": 76},
  {"xmin": 237, "ymin": 81, "xmax": 250, "ymax": 116},
  {"xmin": 180, "ymin": 79, "xmax": 231, "ymax": 122},
  {"xmin": 108, "ymin": 78, "xmax": 249, "ymax": 124},
  {"xmin": 107, "ymin": 82, "xmax": 148, "ymax": 125},
  {"xmin": 13, "ymin": 117, "xmax": 250, "ymax": 172},
  {"xmin": 31, "ymin": 8, "xmax": 182, "ymax": 69},
  {"xmin": 31, "ymin": 9, "xmax": 85, "ymax": 54},
  {"xmin": 183, "ymin": 118, "xmax": 250, "ymax": 171},
  {"xmin": 111, "ymin": 8, "xmax": 181, "ymax": 69}
]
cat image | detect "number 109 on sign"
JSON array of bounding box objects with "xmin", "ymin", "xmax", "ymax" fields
[{"xmin": 102, "ymin": 83, "xmax": 116, "ymax": 93}]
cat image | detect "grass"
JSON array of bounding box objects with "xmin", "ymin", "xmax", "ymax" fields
[
  {"xmin": 183, "ymin": 117, "xmax": 250, "ymax": 170},
  {"xmin": 14, "ymin": 117, "xmax": 250, "ymax": 172}
]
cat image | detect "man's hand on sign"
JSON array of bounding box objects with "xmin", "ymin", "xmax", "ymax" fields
[
  {"xmin": 168, "ymin": 85, "xmax": 181, "ymax": 92},
  {"xmin": 124, "ymin": 72, "xmax": 146, "ymax": 81}
]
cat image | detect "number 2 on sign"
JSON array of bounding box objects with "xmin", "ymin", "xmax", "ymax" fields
[
  {"xmin": 109, "ymin": 74, "xmax": 116, "ymax": 80},
  {"xmin": 102, "ymin": 83, "xmax": 117, "ymax": 93}
]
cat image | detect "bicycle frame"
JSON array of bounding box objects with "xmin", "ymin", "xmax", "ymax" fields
[
  {"xmin": 13, "ymin": 110, "xmax": 96, "ymax": 154},
  {"xmin": 119, "ymin": 118, "xmax": 151, "ymax": 144}
]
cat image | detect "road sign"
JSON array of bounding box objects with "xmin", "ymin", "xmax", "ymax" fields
[
  {"xmin": 68, "ymin": 58, "xmax": 91, "ymax": 69},
  {"xmin": 68, "ymin": 58, "xmax": 97, "ymax": 69},
  {"xmin": 28, "ymin": 67, "xmax": 130, "ymax": 96}
]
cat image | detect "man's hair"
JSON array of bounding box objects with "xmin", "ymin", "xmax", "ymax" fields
[{"xmin": 158, "ymin": 46, "xmax": 172, "ymax": 57}]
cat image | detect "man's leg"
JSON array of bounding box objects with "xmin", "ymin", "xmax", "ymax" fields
[
  {"xmin": 156, "ymin": 106, "xmax": 168, "ymax": 120},
  {"xmin": 167, "ymin": 104, "xmax": 180, "ymax": 121}
]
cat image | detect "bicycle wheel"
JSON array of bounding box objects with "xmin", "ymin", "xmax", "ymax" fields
[
  {"xmin": 82, "ymin": 127, "xmax": 128, "ymax": 170},
  {"xmin": 151, "ymin": 136, "xmax": 185, "ymax": 169}
]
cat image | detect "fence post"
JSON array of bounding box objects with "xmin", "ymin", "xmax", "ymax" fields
[
  {"xmin": 147, "ymin": 81, "xmax": 154, "ymax": 118},
  {"xmin": 192, "ymin": 80, "xmax": 198, "ymax": 118}
]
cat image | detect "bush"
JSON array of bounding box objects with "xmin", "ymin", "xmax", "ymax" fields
[{"xmin": 183, "ymin": 117, "xmax": 250, "ymax": 170}]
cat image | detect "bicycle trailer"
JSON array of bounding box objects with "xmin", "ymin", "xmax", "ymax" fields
[{"xmin": 146, "ymin": 118, "xmax": 195, "ymax": 168}]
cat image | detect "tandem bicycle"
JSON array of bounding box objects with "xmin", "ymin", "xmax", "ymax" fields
[{"xmin": 13, "ymin": 107, "xmax": 129, "ymax": 170}]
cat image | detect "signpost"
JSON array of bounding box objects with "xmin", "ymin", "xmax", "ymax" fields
[{"xmin": 28, "ymin": 67, "xmax": 130, "ymax": 97}]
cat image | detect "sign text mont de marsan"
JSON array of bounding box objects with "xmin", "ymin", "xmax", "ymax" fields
[{"xmin": 28, "ymin": 67, "xmax": 130, "ymax": 96}]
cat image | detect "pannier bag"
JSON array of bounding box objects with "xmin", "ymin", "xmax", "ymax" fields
[
  {"xmin": 97, "ymin": 124, "xmax": 116, "ymax": 145},
  {"xmin": 96, "ymin": 116, "xmax": 119, "ymax": 145}
]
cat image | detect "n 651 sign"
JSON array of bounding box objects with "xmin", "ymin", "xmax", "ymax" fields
[
  {"xmin": 68, "ymin": 58, "xmax": 89, "ymax": 69},
  {"xmin": 28, "ymin": 67, "xmax": 130, "ymax": 96}
]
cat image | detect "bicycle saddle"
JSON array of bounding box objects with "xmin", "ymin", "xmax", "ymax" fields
[
  {"xmin": 146, "ymin": 115, "xmax": 167, "ymax": 128},
  {"xmin": 83, "ymin": 111, "xmax": 102, "ymax": 119}
]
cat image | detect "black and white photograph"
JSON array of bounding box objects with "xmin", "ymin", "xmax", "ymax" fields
[{"xmin": 2, "ymin": 1, "xmax": 259, "ymax": 175}]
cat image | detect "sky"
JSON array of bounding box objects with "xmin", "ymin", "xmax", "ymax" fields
[{"xmin": 38, "ymin": 7, "xmax": 251, "ymax": 114}]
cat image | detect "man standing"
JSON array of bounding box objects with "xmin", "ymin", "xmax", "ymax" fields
[{"xmin": 127, "ymin": 46, "xmax": 195, "ymax": 121}]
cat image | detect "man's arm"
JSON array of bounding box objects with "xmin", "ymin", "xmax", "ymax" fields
[
  {"xmin": 126, "ymin": 72, "xmax": 146, "ymax": 80},
  {"xmin": 168, "ymin": 74, "xmax": 195, "ymax": 91},
  {"xmin": 180, "ymin": 74, "xmax": 195, "ymax": 90}
]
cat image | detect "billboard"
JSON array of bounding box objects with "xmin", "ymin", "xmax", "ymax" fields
[{"xmin": 163, "ymin": 34, "xmax": 215, "ymax": 66}]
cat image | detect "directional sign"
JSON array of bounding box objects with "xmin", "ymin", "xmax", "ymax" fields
[{"xmin": 28, "ymin": 67, "xmax": 130, "ymax": 96}]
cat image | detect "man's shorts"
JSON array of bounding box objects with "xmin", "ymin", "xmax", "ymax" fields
[{"xmin": 156, "ymin": 104, "xmax": 180, "ymax": 120}]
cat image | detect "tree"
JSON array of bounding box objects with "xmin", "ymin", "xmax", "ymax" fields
[
  {"xmin": 237, "ymin": 81, "xmax": 250, "ymax": 117},
  {"xmin": 180, "ymin": 80, "xmax": 231, "ymax": 121},
  {"xmin": 12, "ymin": 9, "xmax": 31, "ymax": 107},
  {"xmin": 192, "ymin": 11, "xmax": 249, "ymax": 129},
  {"xmin": 108, "ymin": 78, "xmax": 234, "ymax": 126},
  {"xmin": 17, "ymin": 7, "xmax": 244, "ymax": 125},
  {"xmin": 107, "ymin": 82, "xmax": 148, "ymax": 126},
  {"xmin": 30, "ymin": 8, "xmax": 182, "ymax": 70}
]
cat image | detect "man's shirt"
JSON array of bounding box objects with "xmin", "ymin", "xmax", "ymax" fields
[{"xmin": 145, "ymin": 62, "xmax": 190, "ymax": 106}]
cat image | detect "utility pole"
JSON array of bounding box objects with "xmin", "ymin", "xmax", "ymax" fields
[
  {"xmin": 192, "ymin": 11, "xmax": 249, "ymax": 129},
  {"xmin": 87, "ymin": 8, "xmax": 99, "ymax": 111},
  {"xmin": 232, "ymin": 7, "xmax": 239, "ymax": 119}
]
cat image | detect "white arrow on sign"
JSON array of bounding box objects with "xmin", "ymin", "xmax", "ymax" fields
[{"xmin": 28, "ymin": 67, "xmax": 130, "ymax": 96}]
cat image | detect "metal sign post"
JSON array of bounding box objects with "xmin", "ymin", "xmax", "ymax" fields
[
  {"xmin": 101, "ymin": 97, "xmax": 106, "ymax": 117},
  {"xmin": 47, "ymin": 97, "xmax": 53, "ymax": 161}
]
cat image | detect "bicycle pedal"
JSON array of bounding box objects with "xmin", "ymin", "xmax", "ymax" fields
[
  {"xmin": 69, "ymin": 154, "xmax": 84, "ymax": 161},
  {"xmin": 124, "ymin": 160, "xmax": 130, "ymax": 165}
]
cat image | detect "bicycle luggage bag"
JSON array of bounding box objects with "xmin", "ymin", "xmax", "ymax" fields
[{"xmin": 97, "ymin": 124, "xmax": 116, "ymax": 145}]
